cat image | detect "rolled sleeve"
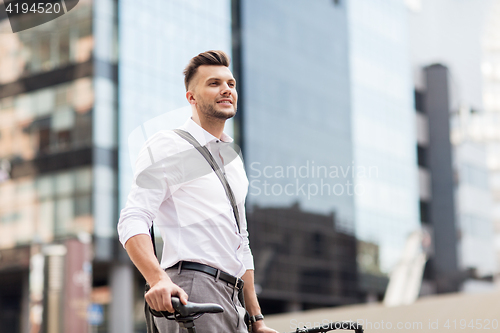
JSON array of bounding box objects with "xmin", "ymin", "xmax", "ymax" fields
[
  {"xmin": 117, "ymin": 132, "xmax": 178, "ymax": 247},
  {"xmin": 117, "ymin": 207, "xmax": 155, "ymax": 247},
  {"xmin": 242, "ymin": 245, "xmax": 254, "ymax": 271},
  {"xmin": 238, "ymin": 203, "xmax": 254, "ymax": 270}
]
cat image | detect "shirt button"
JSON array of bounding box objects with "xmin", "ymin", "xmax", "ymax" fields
[{"xmin": 216, "ymin": 140, "xmax": 220, "ymax": 143}]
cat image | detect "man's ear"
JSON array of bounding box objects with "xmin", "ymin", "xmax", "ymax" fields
[{"xmin": 186, "ymin": 91, "xmax": 196, "ymax": 105}]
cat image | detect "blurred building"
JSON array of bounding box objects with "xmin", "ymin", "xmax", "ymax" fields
[
  {"xmin": 451, "ymin": 106, "xmax": 496, "ymax": 288},
  {"xmin": 241, "ymin": 0, "xmax": 419, "ymax": 309},
  {"xmin": 415, "ymin": 64, "xmax": 495, "ymax": 295},
  {"xmin": 480, "ymin": 2, "xmax": 500, "ymax": 271},
  {"xmin": 410, "ymin": 0, "xmax": 498, "ymax": 293},
  {"xmin": 346, "ymin": 0, "xmax": 420, "ymax": 275},
  {"xmin": 0, "ymin": 0, "xmax": 235, "ymax": 332},
  {"xmin": 415, "ymin": 65, "xmax": 460, "ymax": 294},
  {"xmin": 0, "ymin": 0, "xmax": 118, "ymax": 332},
  {"xmin": 410, "ymin": 0, "xmax": 500, "ymax": 278},
  {"xmin": 239, "ymin": 0, "xmax": 359, "ymax": 311},
  {"xmin": 247, "ymin": 203, "xmax": 358, "ymax": 313}
]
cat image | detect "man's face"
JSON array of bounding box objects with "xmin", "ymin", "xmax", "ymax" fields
[{"xmin": 189, "ymin": 65, "xmax": 238, "ymax": 121}]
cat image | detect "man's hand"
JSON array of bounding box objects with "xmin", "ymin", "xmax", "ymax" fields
[
  {"xmin": 124, "ymin": 234, "xmax": 189, "ymax": 313},
  {"xmin": 252, "ymin": 320, "xmax": 278, "ymax": 333},
  {"xmin": 145, "ymin": 275, "xmax": 189, "ymax": 313}
]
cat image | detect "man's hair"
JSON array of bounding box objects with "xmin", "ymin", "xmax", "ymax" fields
[{"xmin": 183, "ymin": 50, "xmax": 230, "ymax": 91}]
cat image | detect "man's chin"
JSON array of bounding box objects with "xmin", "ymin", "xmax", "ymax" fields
[
  {"xmin": 214, "ymin": 108, "xmax": 236, "ymax": 120},
  {"xmin": 199, "ymin": 103, "xmax": 237, "ymax": 120}
]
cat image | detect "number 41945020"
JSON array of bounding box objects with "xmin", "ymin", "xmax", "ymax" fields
[{"xmin": 444, "ymin": 319, "xmax": 498, "ymax": 329}]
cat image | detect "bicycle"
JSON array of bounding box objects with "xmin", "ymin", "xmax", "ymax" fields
[{"xmin": 150, "ymin": 297, "xmax": 364, "ymax": 333}]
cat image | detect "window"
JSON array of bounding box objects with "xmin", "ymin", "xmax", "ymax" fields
[
  {"xmin": 39, "ymin": 128, "xmax": 51, "ymax": 153},
  {"xmin": 312, "ymin": 232, "xmax": 324, "ymax": 257},
  {"xmin": 415, "ymin": 90, "xmax": 425, "ymax": 113},
  {"xmin": 420, "ymin": 200, "xmax": 430, "ymax": 224},
  {"xmin": 417, "ymin": 145, "xmax": 427, "ymax": 167},
  {"xmin": 75, "ymin": 194, "xmax": 91, "ymax": 216}
]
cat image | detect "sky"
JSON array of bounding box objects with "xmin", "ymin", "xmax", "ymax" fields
[{"xmin": 409, "ymin": 0, "xmax": 495, "ymax": 111}]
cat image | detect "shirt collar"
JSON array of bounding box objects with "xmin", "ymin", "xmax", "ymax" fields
[{"xmin": 179, "ymin": 117, "xmax": 234, "ymax": 146}]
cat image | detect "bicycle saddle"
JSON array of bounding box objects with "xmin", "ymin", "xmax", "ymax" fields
[{"xmin": 171, "ymin": 297, "xmax": 224, "ymax": 317}]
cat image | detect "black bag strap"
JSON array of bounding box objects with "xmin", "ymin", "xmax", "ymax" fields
[
  {"xmin": 173, "ymin": 129, "xmax": 241, "ymax": 233},
  {"xmin": 150, "ymin": 225, "xmax": 157, "ymax": 258},
  {"xmin": 145, "ymin": 225, "xmax": 159, "ymax": 333}
]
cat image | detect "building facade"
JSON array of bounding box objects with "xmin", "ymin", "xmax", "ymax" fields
[
  {"xmin": 410, "ymin": 0, "xmax": 499, "ymax": 292},
  {"xmin": 347, "ymin": 0, "xmax": 420, "ymax": 275},
  {"xmin": 240, "ymin": 0, "xmax": 418, "ymax": 307},
  {"xmin": 0, "ymin": 0, "xmax": 115, "ymax": 332},
  {"xmin": 416, "ymin": 64, "xmax": 496, "ymax": 295}
]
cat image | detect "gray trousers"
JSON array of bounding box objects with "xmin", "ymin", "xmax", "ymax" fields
[{"xmin": 154, "ymin": 268, "xmax": 248, "ymax": 333}]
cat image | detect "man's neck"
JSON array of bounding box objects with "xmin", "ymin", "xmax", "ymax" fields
[{"xmin": 191, "ymin": 114, "xmax": 225, "ymax": 139}]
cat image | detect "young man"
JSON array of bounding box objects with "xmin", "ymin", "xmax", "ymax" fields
[{"xmin": 118, "ymin": 51, "xmax": 277, "ymax": 333}]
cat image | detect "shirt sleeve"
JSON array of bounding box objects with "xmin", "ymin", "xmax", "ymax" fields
[
  {"xmin": 117, "ymin": 132, "xmax": 178, "ymax": 247},
  {"xmin": 238, "ymin": 202, "xmax": 255, "ymax": 270}
]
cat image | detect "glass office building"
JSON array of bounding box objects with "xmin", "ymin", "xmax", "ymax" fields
[
  {"xmin": 347, "ymin": 0, "xmax": 420, "ymax": 273},
  {"xmin": 241, "ymin": 0, "xmax": 354, "ymax": 228},
  {"xmin": 0, "ymin": 1, "xmax": 115, "ymax": 332},
  {"xmin": 0, "ymin": 0, "xmax": 233, "ymax": 331},
  {"xmin": 410, "ymin": 0, "xmax": 498, "ymax": 289},
  {"xmin": 240, "ymin": 0, "xmax": 419, "ymax": 309},
  {"xmin": 239, "ymin": 0, "xmax": 360, "ymax": 311},
  {"xmin": 118, "ymin": 0, "xmax": 233, "ymax": 207}
]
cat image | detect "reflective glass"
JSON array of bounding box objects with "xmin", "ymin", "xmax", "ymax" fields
[
  {"xmin": 0, "ymin": 0, "xmax": 93, "ymax": 84},
  {"xmin": 118, "ymin": 0, "xmax": 233, "ymax": 207}
]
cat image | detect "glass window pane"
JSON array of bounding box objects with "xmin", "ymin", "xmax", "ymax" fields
[
  {"xmin": 37, "ymin": 175, "xmax": 53, "ymax": 199},
  {"xmin": 75, "ymin": 195, "xmax": 91, "ymax": 216},
  {"xmin": 15, "ymin": 94, "xmax": 33, "ymax": 121},
  {"xmin": 55, "ymin": 172, "xmax": 73, "ymax": 196},
  {"xmin": 75, "ymin": 168, "xmax": 92, "ymax": 192},
  {"xmin": 55, "ymin": 197, "xmax": 74, "ymax": 234},
  {"xmin": 39, "ymin": 34, "xmax": 52, "ymax": 71},
  {"xmin": 34, "ymin": 87, "xmax": 55, "ymax": 117},
  {"xmin": 55, "ymin": 83, "xmax": 70, "ymax": 107},
  {"xmin": 51, "ymin": 106, "xmax": 74, "ymax": 131},
  {"xmin": 39, "ymin": 199, "xmax": 54, "ymax": 241},
  {"xmin": 59, "ymin": 30, "xmax": 70, "ymax": 67},
  {"xmin": 73, "ymin": 78, "xmax": 93, "ymax": 112}
]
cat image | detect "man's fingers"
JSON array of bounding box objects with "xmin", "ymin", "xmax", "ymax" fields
[
  {"xmin": 145, "ymin": 280, "xmax": 186, "ymax": 312},
  {"xmin": 145, "ymin": 291, "xmax": 161, "ymax": 312},
  {"xmin": 162, "ymin": 293, "xmax": 174, "ymax": 313},
  {"xmin": 146, "ymin": 289, "xmax": 173, "ymax": 312},
  {"xmin": 174, "ymin": 287, "xmax": 189, "ymax": 305}
]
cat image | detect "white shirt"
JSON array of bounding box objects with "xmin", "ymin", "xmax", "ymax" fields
[{"xmin": 118, "ymin": 118, "xmax": 254, "ymax": 277}]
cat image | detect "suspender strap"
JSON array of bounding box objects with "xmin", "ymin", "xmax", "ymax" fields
[
  {"xmin": 173, "ymin": 129, "xmax": 241, "ymax": 233},
  {"xmin": 150, "ymin": 225, "xmax": 157, "ymax": 258}
]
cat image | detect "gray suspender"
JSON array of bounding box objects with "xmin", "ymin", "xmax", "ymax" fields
[{"xmin": 173, "ymin": 129, "xmax": 241, "ymax": 233}]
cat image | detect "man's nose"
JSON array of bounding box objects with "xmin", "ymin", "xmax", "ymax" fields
[{"xmin": 221, "ymin": 83, "xmax": 232, "ymax": 95}]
